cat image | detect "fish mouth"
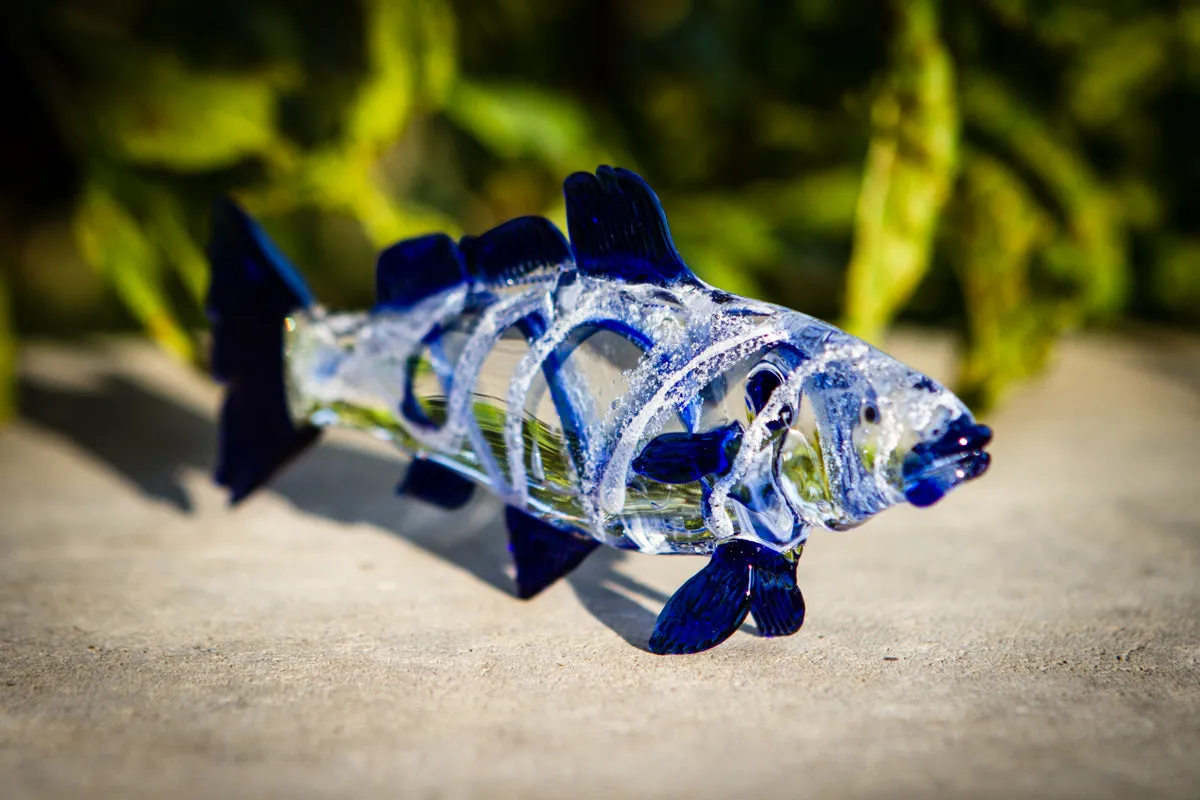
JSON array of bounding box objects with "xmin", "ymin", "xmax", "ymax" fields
[{"xmin": 901, "ymin": 417, "xmax": 993, "ymax": 508}]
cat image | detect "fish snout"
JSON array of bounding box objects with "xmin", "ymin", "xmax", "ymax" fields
[{"xmin": 901, "ymin": 417, "xmax": 993, "ymax": 508}]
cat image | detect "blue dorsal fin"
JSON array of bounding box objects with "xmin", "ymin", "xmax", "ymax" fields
[
  {"xmin": 649, "ymin": 540, "xmax": 758, "ymax": 655},
  {"xmin": 748, "ymin": 550, "xmax": 806, "ymax": 637},
  {"xmin": 563, "ymin": 166, "xmax": 698, "ymax": 285},
  {"xmin": 396, "ymin": 458, "xmax": 475, "ymax": 509},
  {"xmin": 504, "ymin": 506, "xmax": 600, "ymax": 599},
  {"xmin": 631, "ymin": 422, "xmax": 742, "ymax": 484},
  {"xmin": 460, "ymin": 216, "xmax": 572, "ymax": 285},
  {"xmin": 375, "ymin": 233, "xmax": 467, "ymax": 309}
]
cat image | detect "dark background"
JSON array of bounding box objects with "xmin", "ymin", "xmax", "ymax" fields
[{"xmin": 1, "ymin": 0, "xmax": 1197, "ymax": 418}]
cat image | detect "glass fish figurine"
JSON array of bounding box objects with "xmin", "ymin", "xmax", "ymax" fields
[{"xmin": 207, "ymin": 166, "xmax": 992, "ymax": 655}]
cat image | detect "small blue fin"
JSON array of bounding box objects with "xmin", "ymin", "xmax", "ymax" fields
[
  {"xmin": 631, "ymin": 422, "xmax": 742, "ymax": 484},
  {"xmin": 375, "ymin": 233, "xmax": 466, "ymax": 309},
  {"xmin": 649, "ymin": 540, "xmax": 758, "ymax": 655},
  {"xmin": 748, "ymin": 551, "xmax": 806, "ymax": 637},
  {"xmin": 460, "ymin": 216, "xmax": 571, "ymax": 285},
  {"xmin": 206, "ymin": 198, "xmax": 320, "ymax": 504},
  {"xmin": 397, "ymin": 458, "xmax": 474, "ymax": 509},
  {"xmin": 563, "ymin": 166, "xmax": 698, "ymax": 285},
  {"xmin": 505, "ymin": 506, "xmax": 600, "ymax": 599}
]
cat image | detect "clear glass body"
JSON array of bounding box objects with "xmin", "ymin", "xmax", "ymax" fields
[{"xmin": 285, "ymin": 271, "xmax": 974, "ymax": 555}]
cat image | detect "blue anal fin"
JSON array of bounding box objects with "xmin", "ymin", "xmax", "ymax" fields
[
  {"xmin": 563, "ymin": 166, "xmax": 698, "ymax": 286},
  {"xmin": 375, "ymin": 233, "xmax": 466, "ymax": 310},
  {"xmin": 648, "ymin": 540, "xmax": 758, "ymax": 655},
  {"xmin": 631, "ymin": 422, "xmax": 742, "ymax": 484},
  {"xmin": 460, "ymin": 216, "xmax": 572, "ymax": 285},
  {"xmin": 504, "ymin": 506, "xmax": 600, "ymax": 599},
  {"xmin": 748, "ymin": 551, "xmax": 806, "ymax": 637},
  {"xmin": 397, "ymin": 458, "xmax": 475, "ymax": 509}
]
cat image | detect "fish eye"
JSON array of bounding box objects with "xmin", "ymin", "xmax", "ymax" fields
[{"xmin": 861, "ymin": 402, "xmax": 880, "ymax": 425}]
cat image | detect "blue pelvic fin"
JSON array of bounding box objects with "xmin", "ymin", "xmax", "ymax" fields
[
  {"xmin": 748, "ymin": 550, "xmax": 806, "ymax": 637},
  {"xmin": 375, "ymin": 233, "xmax": 467, "ymax": 310},
  {"xmin": 206, "ymin": 197, "xmax": 321, "ymax": 505},
  {"xmin": 397, "ymin": 457, "xmax": 475, "ymax": 509},
  {"xmin": 563, "ymin": 166, "xmax": 698, "ymax": 286},
  {"xmin": 505, "ymin": 506, "xmax": 600, "ymax": 599},
  {"xmin": 631, "ymin": 422, "xmax": 742, "ymax": 484},
  {"xmin": 649, "ymin": 540, "xmax": 759, "ymax": 655},
  {"xmin": 460, "ymin": 216, "xmax": 572, "ymax": 285}
]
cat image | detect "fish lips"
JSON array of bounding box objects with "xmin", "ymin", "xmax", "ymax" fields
[{"xmin": 902, "ymin": 418, "xmax": 993, "ymax": 508}]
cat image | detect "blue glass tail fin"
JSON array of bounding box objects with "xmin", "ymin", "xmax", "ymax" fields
[{"xmin": 206, "ymin": 198, "xmax": 320, "ymax": 504}]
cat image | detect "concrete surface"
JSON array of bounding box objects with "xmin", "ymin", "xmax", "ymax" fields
[{"xmin": 1, "ymin": 331, "xmax": 1198, "ymax": 800}]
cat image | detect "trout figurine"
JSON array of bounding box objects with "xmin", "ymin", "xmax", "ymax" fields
[{"xmin": 207, "ymin": 166, "xmax": 992, "ymax": 654}]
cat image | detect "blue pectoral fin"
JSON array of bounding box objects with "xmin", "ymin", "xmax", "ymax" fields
[
  {"xmin": 375, "ymin": 233, "xmax": 467, "ymax": 310},
  {"xmin": 505, "ymin": 506, "xmax": 600, "ymax": 599},
  {"xmin": 648, "ymin": 541, "xmax": 758, "ymax": 655},
  {"xmin": 563, "ymin": 166, "xmax": 699, "ymax": 286},
  {"xmin": 631, "ymin": 422, "xmax": 742, "ymax": 484},
  {"xmin": 460, "ymin": 216, "xmax": 572, "ymax": 285},
  {"xmin": 748, "ymin": 551, "xmax": 806, "ymax": 637},
  {"xmin": 397, "ymin": 458, "xmax": 475, "ymax": 509},
  {"xmin": 206, "ymin": 198, "xmax": 320, "ymax": 504}
]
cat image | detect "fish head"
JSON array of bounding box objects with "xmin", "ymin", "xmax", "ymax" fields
[{"xmin": 752, "ymin": 334, "xmax": 991, "ymax": 531}]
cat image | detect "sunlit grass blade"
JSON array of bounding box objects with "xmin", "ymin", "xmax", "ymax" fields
[
  {"xmin": 73, "ymin": 184, "xmax": 196, "ymax": 364},
  {"xmin": 843, "ymin": 0, "xmax": 959, "ymax": 345},
  {"xmin": 947, "ymin": 152, "xmax": 1060, "ymax": 410}
]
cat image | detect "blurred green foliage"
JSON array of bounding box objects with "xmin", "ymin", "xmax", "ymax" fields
[{"xmin": 1, "ymin": 0, "xmax": 1198, "ymax": 422}]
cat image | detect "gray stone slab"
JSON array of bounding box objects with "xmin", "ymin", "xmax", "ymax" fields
[{"xmin": 2, "ymin": 332, "xmax": 1198, "ymax": 799}]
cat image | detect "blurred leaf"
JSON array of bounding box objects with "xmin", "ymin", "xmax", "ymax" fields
[
  {"xmin": 412, "ymin": 0, "xmax": 459, "ymax": 107},
  {"xmin": 963, "ymin": 74, "xmax": 1128, "ymax": 319},
  {"xmin": 240, "ymin": 0, "xmax": 461, "ymax": 248},
  {"xmin": 3, "ymin": 0, "xmax": 1195, "ymax": 419},
  {"xmin": 666, "ymin": 193, "xmax": 781, "ymax": 297},
  {"xmin": 757, "ymin": 102, "xmax": 843, "ymax": 155},
  {"xmin": 843, "ymin": 0, "xmax": 959, "ymax": 344},
  {"xmin": 1151, "ymin": 238, "xmax": 1200, "ymax": 325},
  {"xmin": 746, "ymin": 167, "xmax": 862, "ymax": 235},
  {"xmin": 669, "ymin": 195, "xmax": 781, "ymax": 264},
  {"xmin": 1067, "ymin": 17, "xmax": 1170, "ymax": 128},
  {"xmin": 444, "ymin": 80, "xmax": 611, "ymax": 172},
  {"xmin": 1183, "ymin": 5, "xmax": 1200, "ymax": 81},
  {"xmin": 947, "ymin": 152, "xmax": 1058, "ymax": 410},
  {"xmin": 73, "ymin": 184, "xmax": 195, "ymax": 363},
  {"xmin": 346, "ymin": 178, "xmax": 462, "ymax": 247},
  {"xmin": 144, "ymin": 193, "xmax": 209, "ymax": 306},
  {"xmin": 344, "ymin": 0, "xmax": 419, "ymax": 150},
  {"xmin": 89, "ymin": 53, "xmax": 294, "ymax": 170}
]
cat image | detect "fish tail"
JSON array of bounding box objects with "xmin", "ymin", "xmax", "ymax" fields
[{"xmin": 206, "ymin": 197, "xmax": 321, "ymax": 504}]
